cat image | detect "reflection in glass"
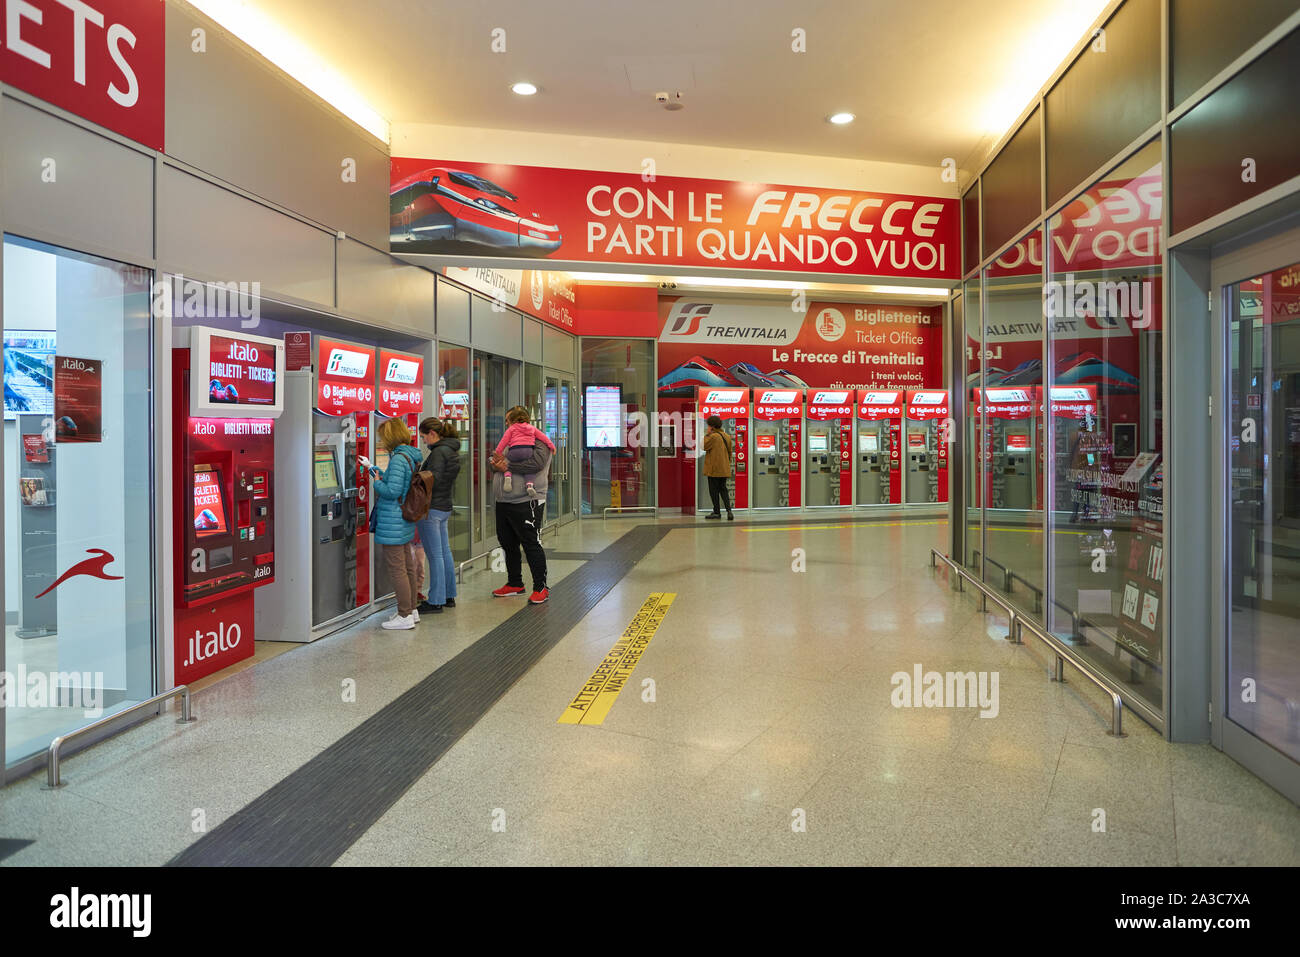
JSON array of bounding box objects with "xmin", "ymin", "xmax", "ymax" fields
[
  {"xmin": 963, "ymin": 277, "xmax": 983, "ymax": 569},
  {"xmin": 1045, "ymin": 140, "xmax": 1164, "ymax": 713},
  {"xmin": 580, "ymin": 339, "xmax": 656, "ymax": 515},
  {"xmin": 437, "ymin": 345, "xmax": 470, "ymax": 560},
  {"xmin": 4, "ymin": 235, "xmax": 154, "ymax": 766},
  {"xmin": 1227, "ymin": 258, "xmax": 1300, "ymax": 761},
  {"xmin": 980, "ymin": 228, "xmax": 1045, "ymax": 617}
]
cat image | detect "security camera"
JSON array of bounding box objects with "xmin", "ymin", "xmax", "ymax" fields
[
  {"xmin": 655, "ymin": 91, "xmax": 685, "ymax": 111},
  {"xmin": 655, "ymin": 91, "xmax": 670, "ymax": 104}
]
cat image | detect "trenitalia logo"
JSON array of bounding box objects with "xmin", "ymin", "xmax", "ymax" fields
[
  {"xmin": 325, "ymin": 349, "xmax": 370, "ymax": 378},
  {"xmin": 812, "ymin": 391, "xmax": 850, "ymax": 404},
  {"xmin": 661, "ymin": 300, "xmax": 806, "ymax": 344},
  {"xmin": 667, "ymin": 302, "xmax": 712, "ymax": 336},
  {"xmin": 759, "ymin": 390, "xmax": 799, "ymax": 404},
  {"xmin": 384, "ymin": 357, "xmax": 420, "ymax": 385},
  {"xmin": 704, "ymin": 390, "xmax": 746, "ymax": 402},
  {"xmin": 911, "ymin": 392, "xmax": 947, "ymax": 404},
  {"xmin": 861, "ymin": 391, "xmax": 901, "ymax": 404}
]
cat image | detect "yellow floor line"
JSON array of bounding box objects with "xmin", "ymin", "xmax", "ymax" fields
[{"xmin": 558, "ymin": 592, "xmax": 675, "ymax": 726}]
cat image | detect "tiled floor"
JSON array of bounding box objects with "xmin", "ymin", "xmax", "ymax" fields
[{"xmin": 3, "ymin": 514, "xmax": 1298, "ymax": 867}]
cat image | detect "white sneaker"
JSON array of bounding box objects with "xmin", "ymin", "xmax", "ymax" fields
[
  {"xmin": 412, "ymin": 610, "xmax": 420, "ymax": 623},
  {"xmin": 382, "ymin": 614, "xmax": 416, "ymax": 630}
]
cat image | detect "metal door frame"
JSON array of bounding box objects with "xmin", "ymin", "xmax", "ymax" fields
[{"xmin": 1209, "ymin": 219, "xmax": 1300, "ymax": 802}]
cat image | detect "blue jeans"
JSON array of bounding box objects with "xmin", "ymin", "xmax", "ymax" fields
[{"xmin": 417, "ymin": 509, "xmax": 456, "ymax": 605}]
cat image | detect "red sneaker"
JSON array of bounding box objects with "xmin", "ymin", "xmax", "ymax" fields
[
  {"xmin": 529, "ymin": 588, "xmax": 549, "ymax": 605},
  {"xmin": 492, "ymin": 585, "xmax": 526, "ymax": 598}
]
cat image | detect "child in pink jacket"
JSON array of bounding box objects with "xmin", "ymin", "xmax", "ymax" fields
[{"xmin": 496, "ymin": 422, "xmax": 555, "ymax": 497}]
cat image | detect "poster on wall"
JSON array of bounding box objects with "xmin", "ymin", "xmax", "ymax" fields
[
  {"xmin": 53, "ymin": 355, "xmax": 103, "ymax": 442},
  {"xmin": 657, "ymin": 297, "xmax": 943, "ymax": 396},
  {"xmin": 442, "ymin": 266, "xmax": 578, "ymax": 331},
  {"xmin": 391, "ymin": 158, "xmax": 959, "ymax": 281},
  {"xmin": 22, "ymin": 434, "xmax": 49, "ymax": 463},
  {"xmin": 284, "ymin": 331, "xmax": 312, "ymax": 371}
]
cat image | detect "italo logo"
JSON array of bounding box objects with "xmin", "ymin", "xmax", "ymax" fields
[
  {"xmin": 1, "ymin": 666, "xmax": 104, "ymax": 718},
  {"xmin": 891, "ymin": 664, "xmax": 999, "ymax": 718},
  {"xmin": 59, "ymin": 357, "xmax": 93, "ymax": 372},
  {"xmin": 35, "ymin": 549, "xmax": 123, "ymax": 599},
  {"xmin": 183, "ymin": 621, "xmax": 242, "ymax": 668},
  {"xmin": 227, "ymin": 341, "xmax": 259, "ymax": 362},
  {"xmin": 667, "ymin": 302, "xmax": 713, "ymax": 336},
  {"xmin": 49, "ymin": 888, "xmax": 151, "ymax": 937},
  {"xmin": 384, "ymin": 357, "xmax": 419, "ymax": 385},
  {"xmin": 326, "ymin": 348, "xmax": 370, "ymax": 378}
]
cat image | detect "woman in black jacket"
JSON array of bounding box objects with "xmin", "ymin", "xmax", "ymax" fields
[{"xmin": 416, "ymin": 417, "xmax": 462, "ymax": 614}]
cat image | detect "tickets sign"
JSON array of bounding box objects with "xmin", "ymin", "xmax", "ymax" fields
[
  {"xmin": 316, "ymin": 337, "xmax": 374, "ymax": 415},
  {"xmin": 392, "ymin": 157, "xmax": 959, "ymax": 280},
  {"xmin": 376, "ymin": 348, "xmax": 424, "ymax": 417},
  {"xmin": 0, "ymin": 0, "xmax": 165, "ymax": 150}
]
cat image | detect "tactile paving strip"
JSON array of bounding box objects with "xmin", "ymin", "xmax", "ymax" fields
[{"xmin": 167, "ymin": 524, "xmax": 673, "ymax": 867}]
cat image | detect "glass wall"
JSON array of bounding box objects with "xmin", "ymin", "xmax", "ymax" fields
[
  {"xmin": 436, "ymin": 345, "xmax": 471, "ymax": 560},
  {"xmin": 963, "ymin": 276, "xmax": 983, "ymax": 568},
  {"xmin": 1045, "ymin": 141, "xmax": 1165, "ymax": 713},
  {"xmin": 981, "ymin": 227, "xmax": 1045, "ymax": 616},
  {"xmin": 1226, "ymin": 257, "xmax": 1300, "ymax": 762},
  {"xmin": 3, "ymin": 236, "xmax": 154, "ymax": 766},
  {"xmin": 580, "ymin": 339, "xmax": 656, "ymax": 515}
]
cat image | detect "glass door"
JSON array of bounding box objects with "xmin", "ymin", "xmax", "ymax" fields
[
  {"xmin": 559, "ymin": 377, "xmax": 575, "ymax": 520},
  {"xmin": 1224, "ymin": 255, "xmax": 1300, "ymax": 796},
  {"xmin": 473, "ymin": 352, "xmax": 511, "ymax": 548}
]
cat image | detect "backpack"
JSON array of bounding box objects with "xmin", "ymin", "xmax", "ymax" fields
[{"xmin": 397, "ymin": 447, "xmax": 434, "ymax": 522}]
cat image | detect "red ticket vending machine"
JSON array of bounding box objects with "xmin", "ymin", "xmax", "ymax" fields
[
  {"xmin": 972, "ymin": 387, "xmax": 1038, "ymax": 510},
  {"xmin": 856, "ymin": 390, "xmax": 904, "ymax": 506},
  {"xmin": 258, "ymin": 335, "xmax": 377, "ymax": 643},
  {"xmin": 805, "ymin": 390, "xmax": 854, "ymax": 507},
  {"xmin": 695, "ymin": 387, "xmax": 750, "ymax": 513},
  {"xmin": 905, "ymin": 390, "xmax": 950, "ymax": 504},
  {"xmin": 752, "ymin": 389, "xmax": 803, "ymax": 509},
  {"xmin": 173, "ymin": 327, "xmax": 285, "ymax": 684},
  {"xmin": 1043, "ymin": 384, "xmax": 1101, "ymax": 511}
]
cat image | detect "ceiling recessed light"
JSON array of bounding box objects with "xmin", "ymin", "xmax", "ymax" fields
[
  {"xmin": 511, "ymin": 82, "xmax": 539, "ymax": 96},
  {"xmin": 828, "ymin": 112, "xmax": 855, "ymax": 125}
]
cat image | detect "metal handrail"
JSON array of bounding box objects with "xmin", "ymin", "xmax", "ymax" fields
[
  {"xmin": 47, "ymin": 685, "xmax": 195, "ymax": 788},
  {"xmin": 930, "ymin": 548, "xmax": 1125, "ymax": 737},
  {"xmin": 602, "ymin": 506, "xmax": 657, "ymax": 519}
]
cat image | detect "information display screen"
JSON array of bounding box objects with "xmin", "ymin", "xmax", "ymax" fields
[
  {"xmin": 584, "ymin": 384, "xmax": 622, "ymax": 449},
  {"xmin": 1006, "ymin": 433, "xmax": 1031, "ymax": 451},
  {"xmin": 859, "ymin": 433, "xmax": 880, "ymax": 453},
  {"xmin": 908, "ymin": 432, "xmax": 927, "ymax": 449},
  {"xmin": 193, "ymin": 468, "xmax": 228, "ymax": 536},
  {"xmin": 209, "ymin": 335, "xmax": 278, "ymax": 406},
  {"xmin": 314, "ymin": 449, "xmax": 341, "ymax": 492},
  {"xmin": 755, "ymin": 433, "xmax": 777, "ymax": 452},
  {"xmin": 3, "ymin": 331, "xmax": 56, "ymax": 419},
  {"xmin": 809, "ymin": 432, "xmax": 830, "ymax": 453}
]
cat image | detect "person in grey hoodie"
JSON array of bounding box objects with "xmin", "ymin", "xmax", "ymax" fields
[{"xmin": 489, "ymin": 406, "xmax": 552, "ymax": 604}]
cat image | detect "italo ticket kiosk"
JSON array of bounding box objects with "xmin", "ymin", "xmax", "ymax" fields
[
  {"xmin": 973, "ymin": 387, "xmax": 1038, "ymax": 510},
  {"xmin": 855, "ymin": 389, "xmax": 903, "ymax": 506},
  {"xmin": 752, "ymin": 389, "xmax": 803, "ymax": 509},
  {"xmin": 905, "ymin": 390, "xmax": 950, "ymax": 504},
  {"xmin": 695, "ymin": 387, "xmax": 750, "ymax": 512},
  {"xmin": 804, "ymin": 390, "xmax": 853, "ymax": 507},
  {"xmin": 257, "ymin": 336, "xmax": 377, "ymax": 642},
  {"xmin": 173, "ymin": 327, "xmax": 285, "ymax": 684}
]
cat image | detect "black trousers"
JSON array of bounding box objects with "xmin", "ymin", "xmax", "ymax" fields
[
  {"xmin": 496, "ymin": 500, "xmax": 547, "ymax": 590},
  {"xmin": 707, "ymin": 476, "xmax": 732, "ymax": 514}
]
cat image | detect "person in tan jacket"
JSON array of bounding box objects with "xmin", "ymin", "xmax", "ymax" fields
[{"xmin": 701, "ymin": 414, "xmax": 735, "ymax": 521}]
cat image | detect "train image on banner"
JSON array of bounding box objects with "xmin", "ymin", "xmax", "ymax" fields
[{"xmin": 390, "ymin": 167, "xmax": 563, "ymax": 255}]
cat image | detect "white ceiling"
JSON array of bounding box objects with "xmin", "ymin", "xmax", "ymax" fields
[{"xmin": 221, "ymin": 0, "xmax": 1113, "ymax": 170}]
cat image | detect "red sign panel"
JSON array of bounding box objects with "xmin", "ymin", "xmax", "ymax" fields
[
  {"xmin": 806, "ymin": 389, "xmax": 854, "ymax": 420},
  {"xmin": 209, "ymin": 335, "xmax": 278, "ymax": 407},
  {"xmin": 392, "ymin": 158, "xmax": 959, "ymax": 280},
  {"xmin": 284, "ymin": 331, "xmax": 312, "ymax": 371},
  {"xmin": 0, "ymin": 0, "xmax": 165, "ymax": 151},
  {"xmin": 696, "ymin": 387, "xmax": 750, "ymax": 420},
  {"xmin": 376, "ymin": 348, "xmax": 424, "ymax": 417},
  {"xmin": 905, "ymin": 390, "xmax": 950, "ymax": 421},
  {"xmin": 856, "ymin": 389, "xmax": 905, "ymax": 420},
  {"xmin": 316, "ymin": 336, "xmax": 374, "ymax": 415},
  {"xmin": 175, "ymin": 591, "xmax": 254, "ymax": 686},
  {"xmin": 753, "ymin": 389, "xmax": 804, "ymax": 421},
  {"xmin": 53, "ymin": 354, "xmax": 103, "ymax": 442},
  {"xmin": 22, "ymin": 433, "xmax": 49, "ymax": 462}
]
